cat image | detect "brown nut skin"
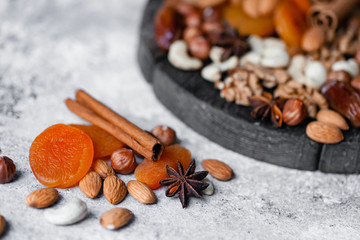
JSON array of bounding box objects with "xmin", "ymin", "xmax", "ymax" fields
[
  {"xmin": 327, "ymin": 70, "xmax": 352, "ymax": 83},
  {"xmin": 185, "ymin": 11, "xmax": 202, "ymax": 27},
  {"xmin": 111, "ymin": 149, "xmax": 137, "ymax": 174},
  {"xmin": 188, "ymin": 36, "xmax": 210, "ymax": 60},
  {"xmin": 351, "ymin": 76, "xmax": 360, "ymax": 93},
  {"xmin": 183, "ymin": 27, "xmax": 202, "ymax": 44},
  {"xmin": 151, "ymin": 126, "xmax": 176, "ymax": 146},
  {"xmin": 0, "ymin": 156, "xmax": 16, "ymax": 184},
  {"xmin": 283, "ymin": 99, "xmax": 307, "ymax": 126}
]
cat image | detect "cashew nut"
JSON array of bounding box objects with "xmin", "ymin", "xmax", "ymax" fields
[
  {"xmin": 261, "ymin": 48, "xmax": 290, "ymax": 68},
  {"xmin": 168, "ymin": 40, "xmax": 202, "ymax": 70},
  {"xmin": 209, "ymin": 46, "xmax": 225, "ymax": 63},
  {"xmin": 202, "ymin": 178, "xmax": 214, "ymax": 195},
  {"xmin": 332, "ymin": 58, "xmax": 359, "ymax": 77},
  {"xmin": 201, "ymin": 53, "xmax": 238, "ymax": 82},
  {"xmin": 44, "ymin": 198, "xmax": 87, "ymax": 225},
  {"xmin": 263, "ymin": 38, "xmax": 286, "ymax": 49},
  {"xmin": 248, "ymin": 35, "xmax": 263, "ymax": 53},
  {"xmin": 304, "ymin": 60, "xmax": 327, "ymax": 89},
  {"xmin": 240, "ymin": 51, "xmax": 262, "ymax": 66}
]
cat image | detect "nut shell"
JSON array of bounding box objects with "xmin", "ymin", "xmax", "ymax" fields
[
  {"xmin": 283, "ymin": 99, "xmax": 307, "ymax": 126},
  {"xmin": 202, "ymin": 159, "xmax": 233, "ymax": 181},
  {"xmin": 92, "ymin": 159, "xmax": 115, "ymax": 179},
  {"xmin": 103, "ymin": 175, "xmax": 127, "ymax": 205},
  {"xmin": 79, "ymin": 171, "xmax": 102, "ymax": 198},
  {"xmin": 306, "ymin": 121, "xmax": 344, "ymax": 144},
  {"xmin": 188, "ymin": 36, "xmax": 210, "ymax": 60},
  {"xmin": 111, "ymin": 149, "xmax": 137, "ymax": 174},
  {"xmin": 25, "ymin": 188, "xmax": 59, "ymax": 208},
  {"xmin": 100, "ymin": 208, "xmax": 133, "ymax": 230},
  {"xmin": 0, "ymin": 156, "xmax": 16, "ymax": 184},
  {"xmin": 151, "ymin": 126, "xmax": 177, "ymax": 146}
]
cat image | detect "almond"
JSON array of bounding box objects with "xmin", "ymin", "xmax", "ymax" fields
[
  {"xmin": 100, "ymin": 208, "xmax": 133, "ymax": 230},
  {"xmin": 25, "ymin": 188, "xmax": 59, "ymax": 209},
  {"xmin": 127, "ymin": 180, "xmax": 156, "ymax": 204},
  {"xmin": 301, "ymin": 27, "xmax": 325, "ymax": 52},
  {"xmin": 92, "ymin": 159, "xmax": 115, "ymax": 179},
  {"xmin": 316, "ymin": 109, "xmax": 349, "ymax": 131},
  {"xmin": 103, "ymin": 175, "xmax": 127, "ymax": 205},
  {"xmin": 202, "ymin": 159, "xmax": 233, "ymax": 181},
  {"xmin": 306, "ymin": 121, "xmax": 344, "ymax": 144},
  {"xmin": 0, "ymin": 215, "xmax": 5, "ymax": 236},
  {"xmin": 79, "ymin": 171, "xmax": 102, "ymax": 198}
]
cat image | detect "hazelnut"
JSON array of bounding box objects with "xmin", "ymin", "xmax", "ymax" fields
[
  {"xmin": 202, "ymin": 7, "xmax": 220, "ymax": 22},
  {"xmin": 151, "ymin": 125, "xmax": 176, "ymax": 146},
  {"xmin": 202, "ymin": 22, "xmax": 223, "ymax": 35},
  {"xmin": 283, "ymin": 99, "xmax": 307, "ymax": 126},
  {"xmin": 327, "ymin": 70, "xmax": 352, "ymax": 83},
  {"xmin": 188, "ymin": 36, "xmax": 210, "ymax": 60},
  {"xmin": 0, "ymin": 156, "xmax": 16, "ymax": 184},
  {"xmin": 185, "ymin": 11, "xmax": 202, "ymax": 27},
  {"xmin": 183, "ymin": 27, "xmax": 202, "ymax": 44},
  {"xmin": 111, "ymin": 148, "xmax": 137, "ymax": 174},
  {"xmin": 351, "ymin": 76, "xmax": 360, "ymax": 92}
]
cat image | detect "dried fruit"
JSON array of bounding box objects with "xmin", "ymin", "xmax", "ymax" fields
[
  {"xmin": 70, "ymin": 124, "xmax": 125, "ymax": 158},
  {"xmin": 0, "ymin": 156, "xmax": 16, "ymax": 184},
  {"xmin": 283, "ymin": 99, "xmax": 306, "ymax": 126},
  {"xmin": 29, "ymin": 124, "xmax": 94, "ymax": 188},
  {"xmin": 154, "ymin": 6, "xmax": 179, "ymax": 51},
  {"xmin": 306, "ymin": 121, "xmax": 344, "ymax": 144},
  {"xmin": 127, "ymin": 180, "xmax": 156, "ymax": 204},
  {"xmin": 321, "ymin": 81, "xmax": 360, "ymax": 127},
  {"xmin": 103, "ymin": 175, "xmax": 127, "ymax": 205},
  {"xmin": 0, "ymin": 215, "xmax": 5, "ymax": 236},
  {"xmin": 151, "ymin": 126, "xmax": 177, "ymax": 146},
  {"xmin": 92, "ymin": 158, "xmax": 115, "ymax": 179},
  {"xmin": 242, "ymin": 0, "xmax": 279, "ymax": 18},
  {"xmin": 100, "ymin": 208, "xmax": 133, "ymax": 230},
  {"xmin": 202, "ymin": 159, "xmax": 233, "ymax": 181},
  {"xmin": 135, "ymin": 145, "xmax": 192, "ymax": 190},
  {"xmin": 111, "ymin": 148, "xmax": 137, "ymax": 174},
  {"xmin": 316, "ymin": 109, "xmax": 349, "ymax": 131},
  {"xmin": 25, "ymin": 188, "xmax": 59, "ymax": 209},
  {"xmin": 351, "ymin": 76, "xmax": 360, "ymax": 92},
  {"xmin": 79, "ymin": 171, "xmax": 102, "ymax": 198},
  {"xmin": 274, "ymin": 1, "xmax": 306, "ymax": 47},
  {"xmin": 159, "ymin": 160, "xmax": 208, "ymax": 208},
  {"xmin": 44, "ymin": 198, "xmax": 87, "ymax": 225}
]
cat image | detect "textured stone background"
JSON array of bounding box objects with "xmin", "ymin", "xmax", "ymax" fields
[{"xmin": 0, "ymin": 1, "xmax": 360, "ymax": 239}]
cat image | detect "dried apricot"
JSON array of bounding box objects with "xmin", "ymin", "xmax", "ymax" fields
[
  {"xmin": 134, "ymin": 144, "xmax": 191, "ymax": 190},
  {"xmin": 70, "ymin": 124, "xmax": 125, "ymax": 158},
  {"xmin": 289, "ymin": 0, "xmax": 311, "ymax": 14},
  {"xmin": 222, "ymin": 4, "xmax": 275, "ymax": 37},
  {"xmin": 274, "ymin": 1, "xmax": 306, "ymax": 47},
  {"xmin": 29, "ymin": 124, "xmax": 94, "ymax": 188}
]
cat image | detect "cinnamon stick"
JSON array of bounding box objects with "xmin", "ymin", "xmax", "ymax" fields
[
  {"xmin": 308, "ymin": 0, "xmax": 360, "ymax": 31},
  {"xmin": 65, "ymin": 90, "xmax": 164, "ymax": 161}
]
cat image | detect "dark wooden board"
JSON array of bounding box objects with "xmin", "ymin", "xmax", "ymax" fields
[{"xmin": 137, "ymin": 0, "xmax": 360, "ymax": 173}]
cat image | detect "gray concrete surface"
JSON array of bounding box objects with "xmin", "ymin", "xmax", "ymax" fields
[{"xmin": 0, "ymin": 1, "xmax": 360, "ymax": 239}]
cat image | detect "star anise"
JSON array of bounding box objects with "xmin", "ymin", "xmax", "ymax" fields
[
  {"xmin": 207, "ymin": 21, "xmax": 249, "ymax": 61},
  {"xmin": 248, "ymin": 92, "xmax": 284, "ymax": 127},
  {"xmin": 159, "ymin": 160, "xmax": 208, "ymax": 208}
]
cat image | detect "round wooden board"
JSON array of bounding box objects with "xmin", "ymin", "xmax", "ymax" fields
[{"xmin": 137, "ymin": 0, "xmax": 360, "ymax": 173}]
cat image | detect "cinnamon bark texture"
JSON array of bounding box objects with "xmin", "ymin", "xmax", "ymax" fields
[
  {"xmin": 65, "ymin": 90, "xmax": 164, "ymax": 161},
  {"xmin": 308, "ymin": 0, "xmax": 360, "ymax": 31}
]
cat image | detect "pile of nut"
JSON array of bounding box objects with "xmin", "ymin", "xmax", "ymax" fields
[
  {"xmin": 155, "ymin": 0, "xmax": 360, "ymax": 144},
  {"xmin": 0, "ymin": 125, "xmax": 234, "ymax": 235}
]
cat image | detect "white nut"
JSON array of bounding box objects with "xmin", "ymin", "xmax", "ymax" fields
[
  {"xmin": 201, "ymin": 63, "xmax": 221, "ymax": 82},
  {"xmin": 263, "ymin": 38, "xmax": 286, "ymax": 49},
  {"xmin": 202, "ymin": 178, "xmax": 214, "ymax": 196},
  {"xmin": 168, "ymin": 40, "xmax": 202, "ymax": 70},
  {"xmin": 261, "ymin": 48, "xmax": 289, "ymax": 68},
  {"xmin": 209, "ymin": 46, "xmax": 225, "ymax": 63},
  {"xmin": 44, "ymin": 199, "xmax": 87, "ymax": 226},
  {"xmin": 288, "ymin": 55, "xmax": 307, "ymax": 77},
  {"xmin": 304, "ymin": 60, "xmax": 327, "ymax": 89},
  {"xmin": 240, "ymin": 51, "xmax": 261, "ymax": 66},
  {"xmin": 332, "ymin": 58, "xmax": 359, "ymax": 77},
  {"xmin": 248, "ymin": 35, "xmax": 263, "ymax": 53},
  {"xmin": 219, "ymin": 56, "xmax": 238, "ymax": 71}
]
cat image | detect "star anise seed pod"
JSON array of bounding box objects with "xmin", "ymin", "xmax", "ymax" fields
[
  {"xmin": 248, "ymin": 93, "xmax": 284, "ymax": 127},
  {"xmin": 159, "ymin": 160, "xmax": 208, "ymax": 208}
]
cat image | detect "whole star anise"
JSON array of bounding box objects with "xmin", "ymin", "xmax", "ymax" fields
[
  {"xmin": 248, "ymin": 92, "xmax": 284, "ymax": 127},
  {"xmin": 207, "ymin": 21, "xmax": 249, "ymax": 61},
  {"xmin": 159, "ymin": 160, "xmax": 208, "ymax": 208}
]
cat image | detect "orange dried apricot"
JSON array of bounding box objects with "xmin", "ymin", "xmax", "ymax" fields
[
  {"xmin": 134, "ymin": 144, "xmax": 191, "ymax": 190},
  {"xmin": 222, "ymin": 4, "xmax": 275, "ymax": 37},
  {"xmin": 274, "ymin": 1, "xmax": 306, "ymax": 47},
  {"xmin": 70, "ymin": 124, "xmax": 125, "ymax": 158},
  {"xmin": 289, "ymin": 0, "xmax": 311, "ymax": 14},
  {"xmin": 29, "ymin": 124, "xmax": 94, "ymax": 188}
]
